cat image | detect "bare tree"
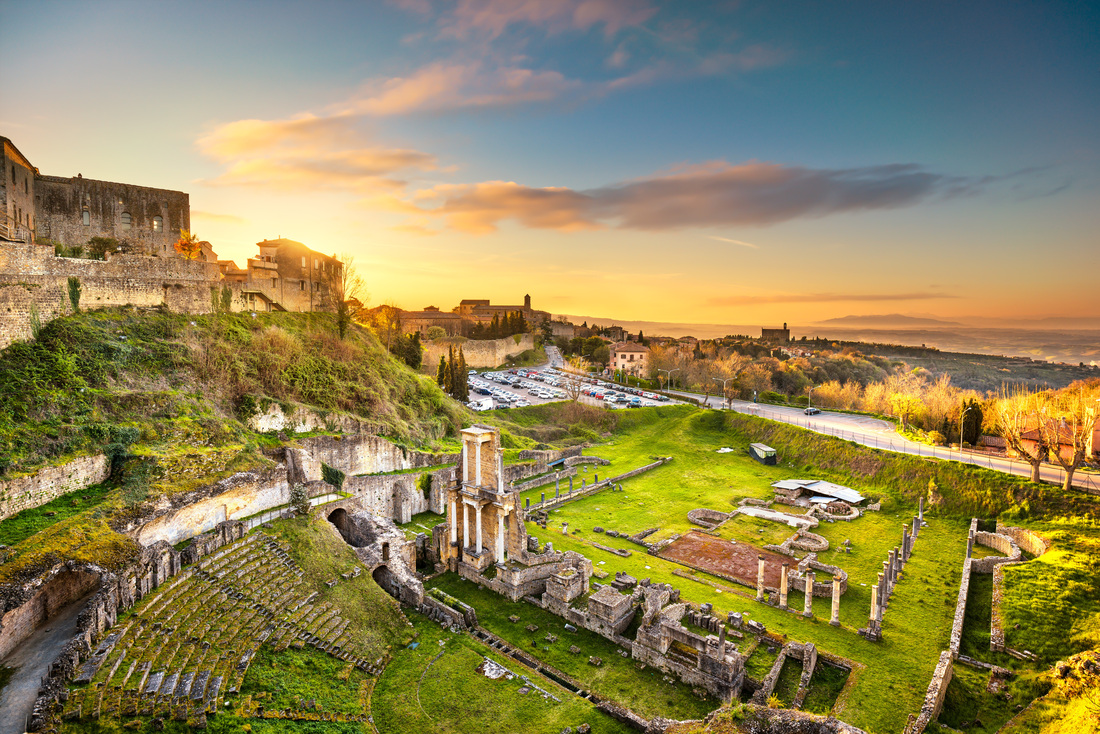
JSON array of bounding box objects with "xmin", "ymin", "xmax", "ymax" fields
[
  {"xmin": 1036, "ymin": 388, "xmax": 1099, "ymax": 491},
  {"xmin": 321, "ymin": 253, "xmax": 368, "ymax": 339},
  {"xmin": 367, "ymin": 303, "xmax": 403, "ymax": 352},
  {"xmin": 564, "ymin": 357, "xmax": 587, "ymax": 402},
  {"xmin": 995, "ymin": 388, "xmax": 1049, "ymax": 483}
]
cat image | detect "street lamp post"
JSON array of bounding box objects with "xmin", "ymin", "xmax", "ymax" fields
[
  {"xmin": 808, "ymin": 385, "xmax": 818, "ymax": 410},
  {"xmin": 658, "ymin": 368, "xmax": 679, "ymax": 393},
  {"xmin": 959, "ymin": 403, "xmax": 973, "ymax": 457},
  {"xmin": 714, "ymin": 377, "xmax": 734, "ymax": 410},
  {"xmin": 668, "ymin": 368, "xmax": 681, "ymax": 392}
]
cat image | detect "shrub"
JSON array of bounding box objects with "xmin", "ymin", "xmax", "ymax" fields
[{"xmin": 321, "ymin": 462, "xmax": 346, "ymax": 490}]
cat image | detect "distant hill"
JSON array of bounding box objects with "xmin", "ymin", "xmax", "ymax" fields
[{"xmin": 813, "ymin": 314, "xmax": 963, "ymax": 327}]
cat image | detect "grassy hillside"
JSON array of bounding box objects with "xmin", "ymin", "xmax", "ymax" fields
[{"xmin": 0, "ymin": 307, "xmax": 465, "ymax": 584}]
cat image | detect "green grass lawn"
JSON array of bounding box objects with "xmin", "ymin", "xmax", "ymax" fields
[
  {"xmin": 428, "ymin": 574, "xmax": 717, "ymax": 721},
  {"xmin": 937, "ymin": 664, "xmax": 1051, "ymax": 733},
  {"xmin": 771, "ymin": 655, "xmax": 803, "ymax": 706},
  {"xmin": 513, "ymin": 407, "xmax": 975, "ymax": 733},
  {"xmin": 240, "ymin": 644, "xmax": 373, "ymax": 717},
  {"xmin": 802, "ymin": 662, "xmax": 850, "ymax": 715},
  {"xmin": 372, "ymin": 612, "xmax": 633, "ymax": 734}
]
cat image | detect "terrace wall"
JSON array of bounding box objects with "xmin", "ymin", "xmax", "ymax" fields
[{"xmin": 0, "ymin": 454, "xmax": 109, "ymax": 521}]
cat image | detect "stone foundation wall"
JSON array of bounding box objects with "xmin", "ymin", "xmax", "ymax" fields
[
  {"xmin": 343, "ymin": 465, "xmax": 454, "ymax": 522},
  {"xmin": 0, "ymin": 566, "xmax": 102, "ymax": 659},
  {"xmin": 995, "ymin": 522, "xmax": 1050, "ymax": 557},
  {"xmin": 0, "ymin": 242, "xmax": 219, "ymax": 348},
  {"xmin": 423, "ymin": 333, "xmax": 536, "ymax": 369},
  {"xmin": 296, "ymin": 434, "xmax": 459, "ymax": 477},
  {"xmin": 904, "ymin": 650, "xmax": 954, "ymax": 734},
  {"xmin": 0, "ymin": 454, "xmax": 109, "ymax": 521}
]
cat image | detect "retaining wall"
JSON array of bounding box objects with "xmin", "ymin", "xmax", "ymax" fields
[
  {"xmin": 423, "ymin": 333, "xmax": 536, "ymax": 369},
  {"xmin": 0, "ymin": 454, "xmax": 109, "ymax": 521}
]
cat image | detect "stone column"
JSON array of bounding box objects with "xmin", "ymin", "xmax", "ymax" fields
[
  {"xmin": 463, "ymin": 447, "xmax": 470, "ymax": 484},
  {"xmin": 541, "ymin": 492, "xmax": 546, "ymax": 505},
  {"xmin": 966, "ymin": 532, "xmax": 974, "ymax": 559},
  {"xmin": 902, "ymin": 525, "xmax": 910, "ymax": 561},
  {"xmin": 888, "ymin": 550, "xmax": 897, "ymax": 585},
  {"xmin": 525, "ymin": 497, "xmax": 530, "ymax": 510},
  {"xmin": 475, "ymin": 503, "xmax": 483, "ymax": 553},
  {"xmin": 918, "ymin": 496, "xmax": 924, "ymax": 522},
  {"xmin": 463, "ymin": 502, "xmax": 469, "ymax": 549},
  {"xmin": 756, "ymin": 555, "xmax": 766, "ymax": 601},
  {"xmin": 882, "ymin": 561, "xmax": 891, "ymax": 598},
  {"xmin": 875, "ymin": 573, "xmax": 885, "ymax": 627},
  {"xmin": 868, "ymin": 584, "xmax": 878, "ymax": 631},
  {"xmin": 555, "ymin": 475, "xmax": 560, "ymax": 493},
  {"xmin": 830, "ymin": 575, "xmax": 841, "ymax": 626},
  {"xmin": 475, "ymin": 441, "xmax": 483, "ymax": 487},
  {"xmin": 450, "ymin": 497, "xmax": 458, "ymax": 545},
  {"xmin": 803, "ymin": 572, "xmax": 815, "ymax": 618},
  {"xmin": 912, "ymin": 515, "xmax": 920, "ymax": 540},
  {"xmin": 779, "ymin": 564, "xmax": 789, "ymax": 610},
  {"xmin": 569, "ymin": 476, "xmax": 573, "ymax": 492},
  {"xmin": 496, "ymin": 511, "xmax": 505, "ymax": 564},
  {"xmin": 893, "ymin": 546, "xmax": 902, "ymax": 578},
  {"xmin": 718, "ymin": 625, "xmax": 727, "ymax": 657}
]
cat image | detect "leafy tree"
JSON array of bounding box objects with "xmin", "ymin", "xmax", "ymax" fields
[
  {"xmin": 426, "ymin": 326, "xmax": 447, "ymax": 340},
  {"xmin": 86, "ymin": 236, "xmax": 120, "ymax": 260},
  {"xmin": 959, "ymin": 397, "xmax": 983, "ymax": 445},
  {"xmin": 592, "ymin": 345, "xmax": 610, "ymax": 368},
  {"xmin": 173, "ymin": 229, "xmax": 208, "ymax": 261}
]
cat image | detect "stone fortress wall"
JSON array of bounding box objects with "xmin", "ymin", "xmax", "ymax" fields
[
  {"xmin": 0, "ymin": 240, "xmax": 221, "ymax": 346},
  {"xmin": 422, "ymin": 332, "xmax": 537, "ymax": 369}
]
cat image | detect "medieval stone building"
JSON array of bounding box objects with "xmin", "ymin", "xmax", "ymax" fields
[
  {"xmin": 1, "ymin": 136, "xmax": 194, "ymax": 258},
  {"xmin": 400, "ymin": 294, "xmax": 550, "ymax": 337},
  {"xmin": 218, "ymin": 238, "xmax": 342, "ymax": 313}
]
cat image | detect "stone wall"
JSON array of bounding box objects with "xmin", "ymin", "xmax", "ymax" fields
[
  {"xmin": 0, "ymin": 241, "xmax": 219, "ymax": 347},
  {"xmin": 35, "ymin": 175, "xmax": 189, "ymax": 255},
  {"xmin": 422, "ymin": 332, "xmax": 536, "ymax": 369},
  {"xmin": 0, "ymin": 565, "xmax": 102, "ymax": 659},
  {"xmin": 294, "ymin": 434, "xmax": 459, "ymax": 477},
  {"xmin": 988, "ymin": 523, "xmax": 1050, "ymax": 653},
  {"xmin": 0, "ymin": 454, "xmax": 109, "ymax": 521},
  {"xmin": 342, "ymin": 465, "xmax": 454, "ymax": 523},
  {"xmin": 995, "ymin": 522, "xmax": 1050, "ymax": 557},
  {"xmin": 903, "ymin": 650, "xmax": 955, "ymax": 734},
  {"xmin": 246, "ymin": 401, "xmax": 384, "ymax": 435}
]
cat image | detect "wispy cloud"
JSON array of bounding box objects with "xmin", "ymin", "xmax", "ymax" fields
[
  {"xmin": 705, "ymin": 292, "xmax": 958, "ymax": 307},
  {"xmin": 408, "ymin": 160, "xmax": 983, "ymax": 233},
  {"xmin": 412, "ymin": 0, "xmax": 659, "ymax": 40},
  {"xmin": 709, "ymin": 235, "xmax": 758, "ymax": 248}
]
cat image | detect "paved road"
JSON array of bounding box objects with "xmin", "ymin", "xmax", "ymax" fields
[
  {"xmin": 0, "ymin": 593, "xmax": 94, "ymax": 734},
  {"xmin": 669, "ymin": 388, "xmax": 1100, "ymax": 494}
]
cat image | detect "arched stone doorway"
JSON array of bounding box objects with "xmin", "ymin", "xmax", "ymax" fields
[
  {"xmin": 328, "ymin": 508, "xmax": 349, "ymax": 540},
  {"xmin": 372, "ymin": 564, "xmax": 400, "ymax": 600}
]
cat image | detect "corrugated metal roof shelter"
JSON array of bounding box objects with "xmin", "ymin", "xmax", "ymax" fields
[{"xmin": 771, "ymin": 479, "xmax": 865, "ymax": 504}]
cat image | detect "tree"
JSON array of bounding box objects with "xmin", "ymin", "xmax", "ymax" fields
[
  {"xmin": 67, "ymin": 276, "xmax": 81, "ymax": 313},
  {"xmin": 437, "ymin": 355, "xmax": 447, "ymax": 387},
  {"xmin": 321, "ymin": 253, "xmax": 367, "ymax": 340},
  {"xmin": 592, "ymin": 345, "xmax": 610, "ymax": 369},
  {"xmin": 995, "ymin": 388, "xmax": 1049, "ymax": 483},
  {"xmin": 1036, "ymin": 386, "xmax": 1099, "ymax": 491},
  {"xmin": 455, "ymin": 347, "xmax": 469, "ymax": 401},
  {"xmin": 564, "ymin": 358, "xmax": 586, "ymax": 401},
  {"xmin": 174, "ymin": 229, "xmax": 209, "ymax": 261},
  {"xmin": 86, "ymin": 236, "xmax": 120, "ymax": 260},
  {"xmin": 368, "ymin": 304, "xmax": 402, "ymax": 352},
  {"xmin": 959, "ymin": 398, "xmax": 983, "ymax": 446},
  {"xmin": 426, "ymin": 326, "xmax": 447, "ymax": 341}
]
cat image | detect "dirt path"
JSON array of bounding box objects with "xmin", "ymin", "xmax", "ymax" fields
[{"xmin": 0, "ymin": 592, "xmax": 94, "ymax": 734}]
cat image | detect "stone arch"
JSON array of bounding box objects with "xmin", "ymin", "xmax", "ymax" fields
[
  {"xmin": 328, "ymin": 508, "xmax": 349, "ymax": 540},
  {"xmin": 372, "ymin": 564, "xmax": 400, "ymax": 600}
]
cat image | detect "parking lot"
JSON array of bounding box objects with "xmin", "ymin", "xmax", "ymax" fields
[{"xmin": 466, "ymin": 364, "xmax": 680, "ymax": 412}]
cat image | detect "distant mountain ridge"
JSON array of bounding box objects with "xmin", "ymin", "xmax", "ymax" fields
[{"xmin": 812, "ymin": 314, "xmax": 963, "ymax": 327}]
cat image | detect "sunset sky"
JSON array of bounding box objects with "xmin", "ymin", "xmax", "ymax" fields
[{"xmin": 2, "ymin": 0, "xmax": 1098, "ymax": 327}]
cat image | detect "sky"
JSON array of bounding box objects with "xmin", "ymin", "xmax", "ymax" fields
[{"xmin": 2, "ymin": 0, "xmax": 1098, "ymax": 328}]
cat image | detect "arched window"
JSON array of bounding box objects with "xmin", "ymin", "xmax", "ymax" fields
[
  {"xmin": 120, "ymin": 212, "xmax": 131, "ymax": 230},
  {"xmin": 82, "ymin": 210, "xmax": 90, "ymax": 226},
  {"xmin": 152, "ymin": 216, "xmax": 162, "ymax": 232}
]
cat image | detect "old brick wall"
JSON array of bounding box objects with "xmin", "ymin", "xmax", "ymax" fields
[
  {"xmin": 0, "ymin": 454, "xmax": 109, "ymax": 521},
  {"xmin": 0, "ymin": 566, "xmax": 102, "ymax": 659}
]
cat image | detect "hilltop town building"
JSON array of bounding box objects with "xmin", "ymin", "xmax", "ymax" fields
[
  {"xmin": 2, "ymin": 136, "xmax": 194, "ymax": 258},
  {"xmin": 610, "ymin": 341, "xmax": 650, "ymax": 375},
  {"xmin": 218, "ymin": 238, "xmax": 342, "ymax": 313},
  {"xmin": 400, "ymin": 295, "xmax": 550, "ymax": 337},
  {"xmin": 761, "ymin": 323, "xmax": 791, "ymax": 343}
]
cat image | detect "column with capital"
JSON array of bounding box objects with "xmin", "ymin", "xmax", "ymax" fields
[
  {"xmin": 475, "ymin": 503, "xmax": 483, "ymax": 553},
  {"xmin": 496, "ymin": 510, "xmax": 505, "ymax": 563}
]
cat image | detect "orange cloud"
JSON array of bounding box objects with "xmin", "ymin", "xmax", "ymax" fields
[
  {"xmin": 408, "ymin": 161, "xmax": 975, "ymax": 232},
  {"xmin": 198, "ymin": 114, "xmax": 437, "ymax": 192}
]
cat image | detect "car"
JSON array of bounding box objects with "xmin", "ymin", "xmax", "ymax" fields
[{"xmin": 804, "ymin": 407, "xmax": 821, "ymax": 415}]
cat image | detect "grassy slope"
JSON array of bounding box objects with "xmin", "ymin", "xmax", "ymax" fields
[
  {"xmin": 0, "ymin": 308, "xmax": 464, "ymax": 585},
  {"xmin": 263, "ymin": 514, "xmax": 412, "ymax": 661},
  {"xmin": 373, "ymin": 612, "xmax": 634, "ymax": 734}
]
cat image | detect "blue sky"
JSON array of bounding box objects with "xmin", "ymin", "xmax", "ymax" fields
[{"xmin": 3, "ymin": 0, "xmax": 1097, "ymax": 325}]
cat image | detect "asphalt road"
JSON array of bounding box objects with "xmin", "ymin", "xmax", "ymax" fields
[{"xmin": 669, "ymin": 388, "xmax": 1100, "ymax": 493}]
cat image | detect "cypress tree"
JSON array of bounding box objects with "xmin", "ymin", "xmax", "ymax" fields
[
  {"xmin": 457, "ymin": 347, "xmax": 469, "ymax": 401},
  {"xmin": 437, "ymin": 355, "xmax": 447, "ymax": 386}
]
